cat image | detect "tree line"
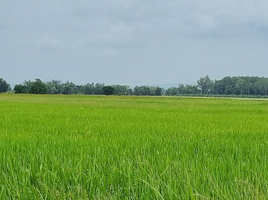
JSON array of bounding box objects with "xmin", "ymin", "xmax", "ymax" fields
[
  {"xmin": 0, "ymin": 76, "xmax": 268, "ymax": 96},
  {"xmin": 197, "ymin": 75, "xmax": 268, "ymax": 96}
]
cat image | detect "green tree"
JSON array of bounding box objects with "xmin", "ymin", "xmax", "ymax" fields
[
  {"xmin": 112, "ymin": 85, "xmax": 132, "ymax": 95},
  {"xmin": 102, "ymin": 86, "xmax": 115, "ymax": 95},
  {"xmin": 166, "ymin": 84, "xmax": 201, "ymax": 96},
  {"xmin": 235, "ymin": 78, "xmax": 245, "ymax": 95},
  {"xmin": 214, "ymin": 77, "xmax": 235, "ymax": 95},
  {"xmin": 184, "ymin": 85, "xmax": 201, "ymax": 94},
  {"xmin": 154, "ymin": 87, "xmax": 163, "ymax": 96},
  {"xmin": 14, "ymin": 84, "xmax": 27, "ymax": 93},
  {"xmin": 61, "ymin": 81, "xmax": 78, "ymax": 94},
  {"xmin": 84, "ymin": 83, "xmax": 94, "ymax": 95},
  {"xmin": 94, "ymin": 83, "xmax": 105, "ymax": 95},
  {"xmin": 165, "ymin": 87, "xmax": 179, "ymax": 96},
  {"xmin": 244, "ymin": 76, "xmax": 252, "ymax": 95},
  {"xmin": 47, "ymin": 80, "xmax": 62, "ymax": 94},
  {"xmin": 133, "ymin": 86, "xmax": 159, "ymax": 96},
  {"xmin": 0, "ymin": 78, "xmax": 10, "ymax": 93},
  {"xmin": 197, "ymin": 75, "xmax": 213, "ymax": 94},
  {"xmin": 29, "ymin": 79, "xmax": 48, "ymax": 94},
  {"xmin": 259, "ymin": 77, "xmax": 268, "ymax": 95}
]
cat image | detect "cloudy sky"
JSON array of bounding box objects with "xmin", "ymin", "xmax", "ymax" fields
[{"xmin": 1, "ymin": 0, "xmax": 268, "ymax": 86}]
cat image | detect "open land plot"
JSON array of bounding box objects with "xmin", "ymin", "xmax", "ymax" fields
[{"xmin": 1, "ymin": 94, "xmax": 268, "ymax": 199}]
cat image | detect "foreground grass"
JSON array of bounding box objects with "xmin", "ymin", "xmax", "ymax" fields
[{"xmin": 1, "ymin": 94, "xmax": 268, "ymax": 199}]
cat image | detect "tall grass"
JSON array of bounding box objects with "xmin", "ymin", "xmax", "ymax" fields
[{"xmin": 1, "ymin": 94, "xmax": 268, "ymax": 199}]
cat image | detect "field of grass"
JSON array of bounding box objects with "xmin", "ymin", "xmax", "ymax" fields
[{"xmin": 1, "ymin": 94, "xmax": 268, "ymax": 199}]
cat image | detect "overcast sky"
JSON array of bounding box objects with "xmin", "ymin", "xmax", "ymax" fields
[{"xmin": 1, "ymin": 0, "xmax": 268, "ymax": 86}]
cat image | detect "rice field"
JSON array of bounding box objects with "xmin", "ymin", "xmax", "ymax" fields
[{"xmin": 1, "ymin": 94, "xmax": 268, "ymax": 199}]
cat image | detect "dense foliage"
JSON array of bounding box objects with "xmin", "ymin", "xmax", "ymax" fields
[
  {"xmin": 102, "ymin": 86, "xmax": 115, "ymax": 95},
  {"xmin": 13, "ymin": 79, "xmax": 164, "ymax": 96},
  {"xmin": 197, "ymin": 75, "xmax": 268, "ymax": 96},
  {"xmin": 0, "ymin": 78, "xmax": 10, "ymax": 93},
  {"xmin": 2, "ymin": 75, "xmax": 268, "ymax": 96}
]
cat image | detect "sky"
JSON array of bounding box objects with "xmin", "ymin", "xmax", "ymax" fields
[{"xmin": 1, "ymin": 0, "xmax": 268, "ymax": 87}]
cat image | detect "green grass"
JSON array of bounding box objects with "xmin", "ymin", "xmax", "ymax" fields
[{"xmin": 1, "ymin": 94, "xmax": 268, "ymax": 199}]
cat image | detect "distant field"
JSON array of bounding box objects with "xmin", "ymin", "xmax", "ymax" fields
[{"xmin": 1, "ymin": 94, "xmax": 268, "ymax": 199}]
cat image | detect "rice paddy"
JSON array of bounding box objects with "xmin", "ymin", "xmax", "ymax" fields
[{"xmin": 1, "ymin": 94, "xmax": 268, "ymax": 199}]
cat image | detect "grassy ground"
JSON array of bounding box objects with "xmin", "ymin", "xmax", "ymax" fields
[{"xmin": 1, "ymin": 94, "xmax": 268, "ymax": 199}]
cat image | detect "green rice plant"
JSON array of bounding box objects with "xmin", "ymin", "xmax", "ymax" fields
[{"xmin": 0, "ymin": 94, "xmax": 268, "ymax": 199}]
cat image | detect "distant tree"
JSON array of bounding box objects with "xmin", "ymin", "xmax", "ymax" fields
[
  {"xmin": 211, "ymin": 76, "xmax": 267, "ymax": 95},
  {"xmin": 197, "ymin": 75, "xmax": 213, "ymax": 94},
  {"xmin": 133, "ymin": 86, "xmax": 146, "ymax": 95},
  {"xmin": 10, "ymin": 75, "xmax": 268, "ymax": 97},
  {"xmin": 259, "ymin": 77, "xmax": 268, "ymax": 95},
  {"xmin": 29, "ymin": 79, "xmax": 47, "ymax": 94},
  {"xmin": 23, "ymin": 80, "xmax": 33, "ymax": 93},
  {"xmin": 133, "ymin": 86, "xmax": 158, "ymax": 96},
  {"xmin": 84, "ymin": 83, "xmax": 94, "ymax": 95},
  {"xmin": 94, "ymin": 83, "xmax": 105, "ymax": 95},
  {"xmin": 102, "ymin": 86, "xmax": 115, "ymax": 95},
  {"xmin": 178, "ymin": 84, "xmax": 185, "ymax": 95},
  {"xmin": 61, "ymin": 81, "xmax": 78, "ymax": 94},
  {"xmin": 214, "ymin": 76, "xmax": 235, "ymax": 95},
  {"xmin": 47, "ymin": 80, "xmax": 62, "ymax": 94},
  {"xmin": 165, "ymin": 87, "xmax": 179, "ymax": 96},
  {"xmin": 14, "ymin": 84, "xmax": 27, "ymax": 94},
  {"xmin": 184, "ymin": 85, "xmax": 201, "ymax": 94},
  {"xmin": 76, "ymin": 85, "xmax": 85, "ymax": 94},
  {"xmin": 0, "ymin": 78, "xmax": 10, "ymax": 93},
  {"xmin": 155, "ymin": 87, "xmax": 163, "ymax": 96},
  {"xmin": 244, "ymin": 76, "xmax": 252, "ymax": 95},
  {"xmin": 235, "ymin": 78, "xmax": 245, "ymax": 95},
  {"xmin": 112, "ymin": 85, "xmax": 132, "ymax": 95},
  {"xmin": 250, "ymin": 76, "xmax": 261, "ymax": 95},
  {"xmin": 165, "ymin": 84, "xmax": 201, "ymax": 96}
]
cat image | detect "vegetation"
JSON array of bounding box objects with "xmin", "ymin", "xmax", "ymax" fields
[
  {"xmin": 102, "ymin": 86, "xmax": 115, "ymax": 95},
  {"xmin": 14, "ymin": 84, "xmax": 27, "ymax": 93},
  {"xmin": 0, "ymin": 78, "xmax": 10, "ymax": 93},
  {"xmin": 165, "ymin": 84, "xmax": 201, "ymax": 96},
  {"xmin": 2, "ymin": 75, "xmax": 268, "ymax": 97},
  {"xmin": 133, "ymin": 86, "xmax": 163, "ymax": 96},
  {"xmin": 29, "ymin": 79, "xmax": 48, "ymax": 94},
  {"xmin": 1, "ymin": 94, "xmax": 268, "ymax": 199}
]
